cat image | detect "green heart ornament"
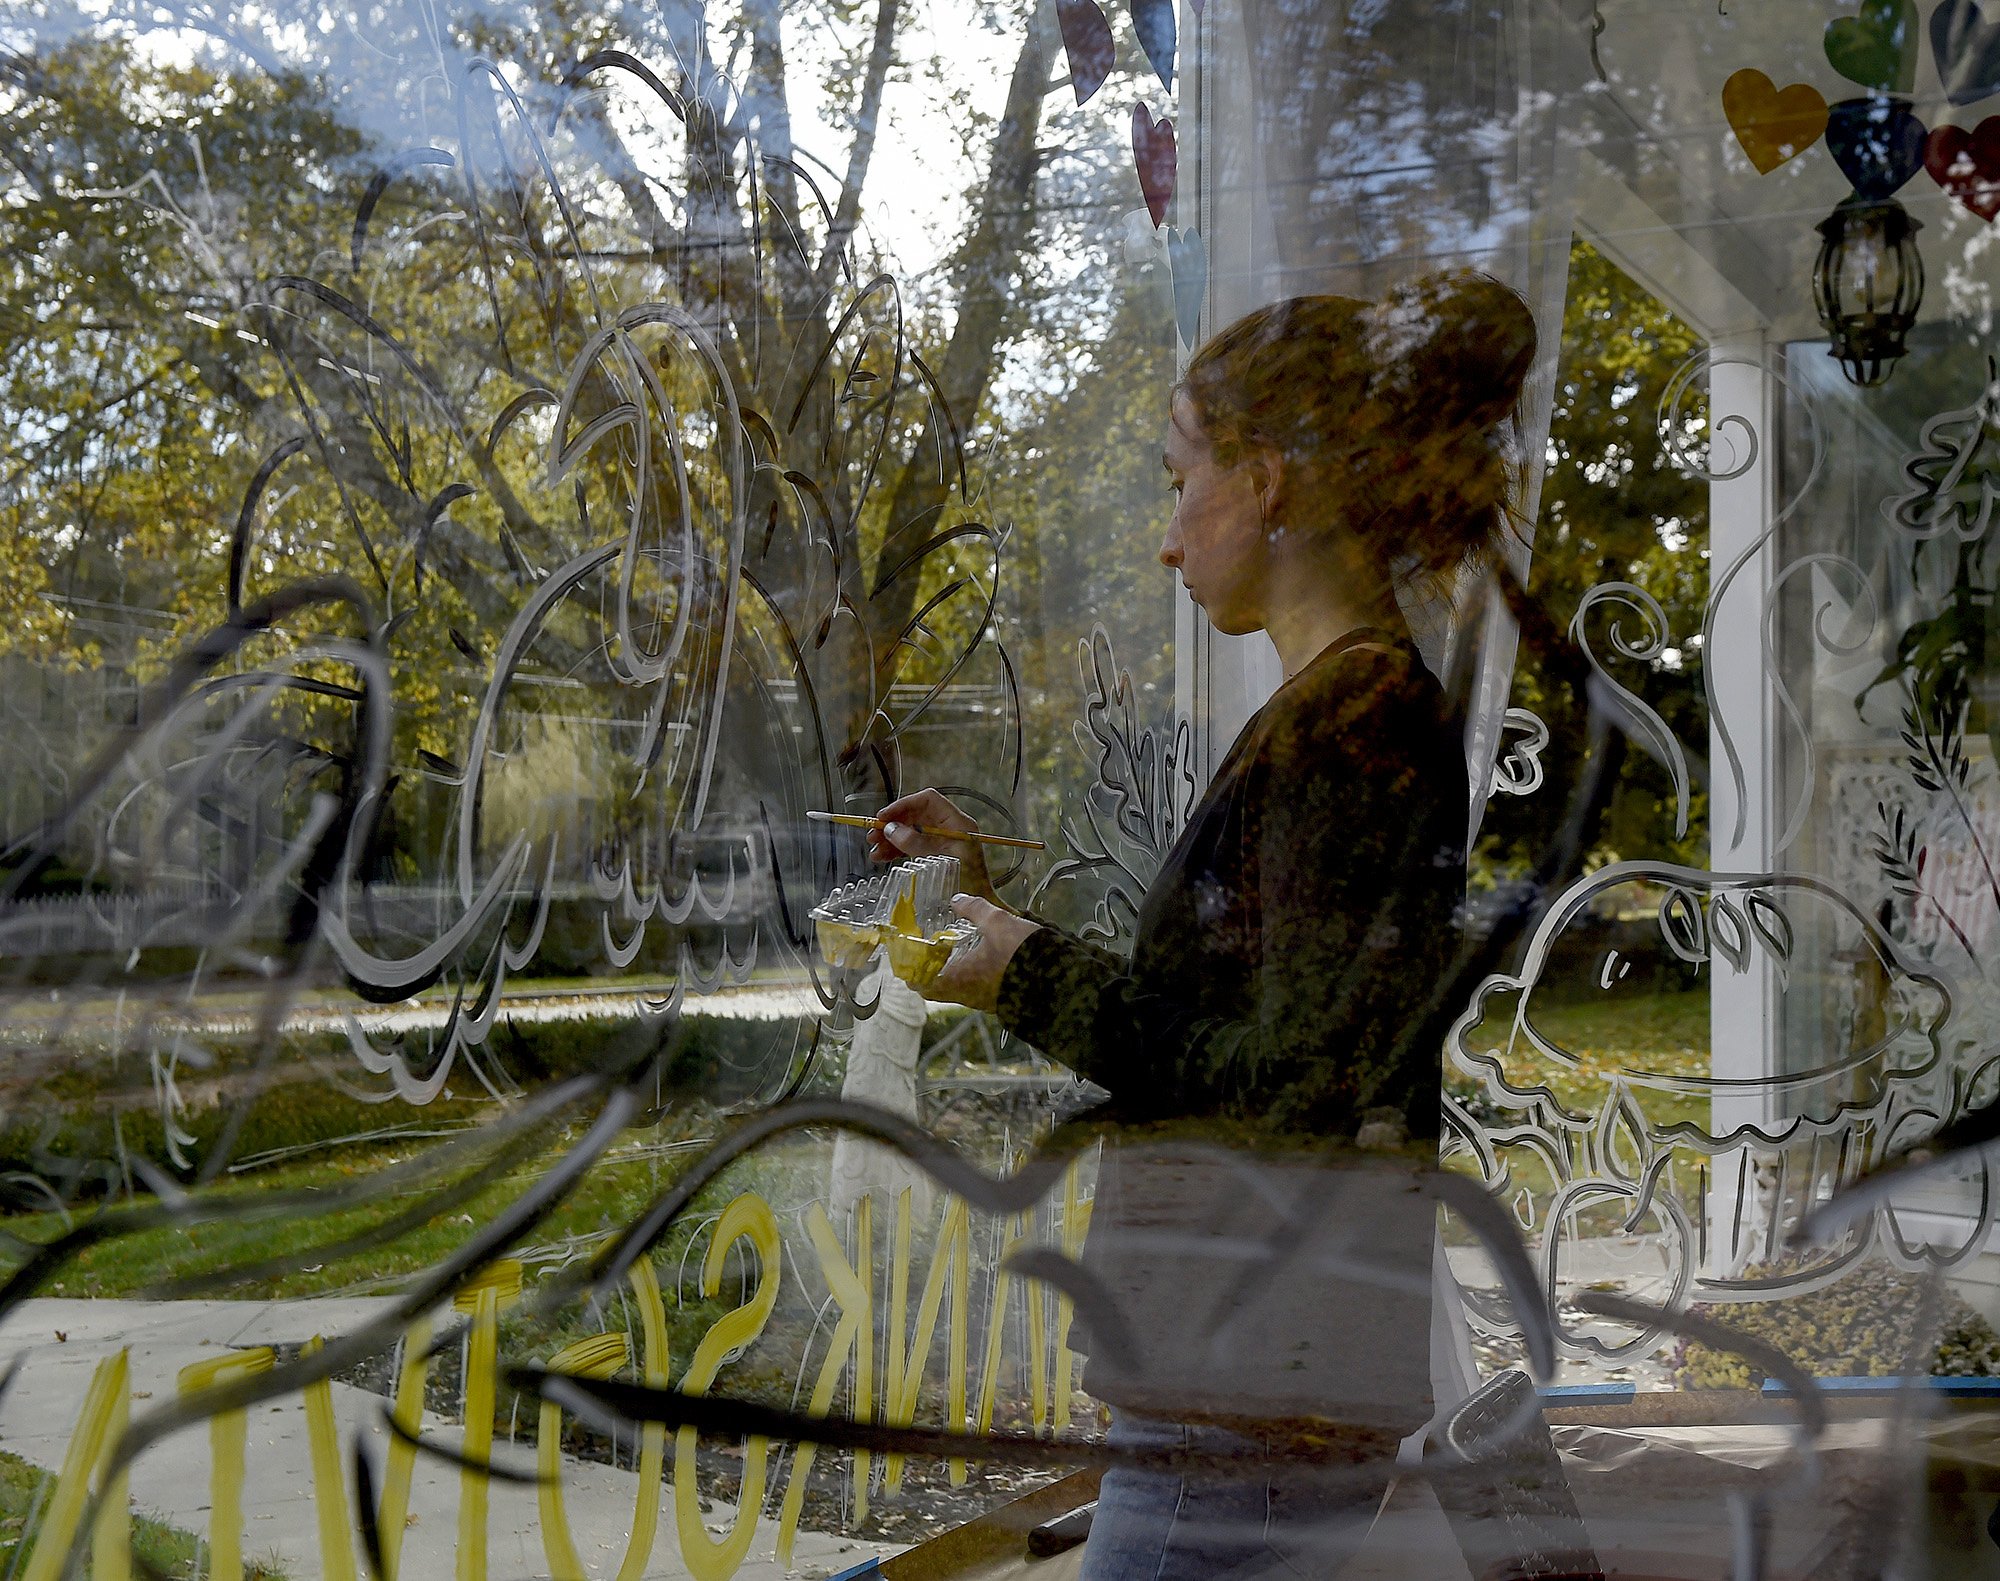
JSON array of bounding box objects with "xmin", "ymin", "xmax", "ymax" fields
[{"xmin": 1825, "ymin": 0, "xmax": 1919, "ymax": 92}]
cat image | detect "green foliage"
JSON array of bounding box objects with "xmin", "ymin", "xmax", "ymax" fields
[
  {"xmin": 1479, "ymin": 238, "xmax": 1710, "ymax": 880},
  {"xmin": 0, "ymin": 1087, "xmax": 823, "ymax": 1302},
  {"xmin": 984, "ymin": 268, "xmax": 1179, "ymax": 856},
  {"xmin": 0, "ymin": 1448, "xmax": 283, "ymax": 1579},
  {"xmin": 1867, "ymin": 582, "xmax": 1998, "ymax": 746},
  {"xmin": 0, "ymin": 0, "xmax": 1151, "ymax": 848}
]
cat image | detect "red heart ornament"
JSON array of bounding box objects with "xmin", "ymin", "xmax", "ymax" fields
[
  {"xmin": 1132, "ymin": 104, "xmax": 1176, "ymax": 229},
  {"xmin": 1926, "ymin": 116, "xmax": 2000, "ymax": 220},
  {"xmin": 1055, "ymin": 0, "xmax": 1114, "ymax": 107}
]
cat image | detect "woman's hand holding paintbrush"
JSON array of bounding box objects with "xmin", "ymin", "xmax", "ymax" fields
[{"xmin": 844, "ymin": 787, "xmax": 1003, "ymax": 905}]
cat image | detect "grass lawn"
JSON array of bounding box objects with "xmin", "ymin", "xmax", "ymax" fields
[
  {"xmin": 1454, "ymin": 987, "xmax": 1711, "ymax": 1131},
  {"xmin": 8, "ymin": 993, "xmax": 1717, "ymax": 1303},
  {"xmin": 0, "ymin": 1449, "xmax": 283, "ymax": 1580},
  {"xmin": 1444, "ymin": 988, "xmax": 1714, "ymax": 1245},
  {"xmin": 0, "ymin": 1113, "xmax": 839, "ymax": 1439},
  {"xmin": 0, "ymin": 1114, "xmax": 829, "ymax": 1307}
]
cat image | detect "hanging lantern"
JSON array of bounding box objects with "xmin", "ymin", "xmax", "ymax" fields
[{"xmin": 1812, "ymin": 194, "xmax": 1925, "ymax": 387}]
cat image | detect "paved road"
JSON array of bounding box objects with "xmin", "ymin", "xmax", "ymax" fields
[
  {"xmin": 285, "ymin": 982, "xmax": 833, "ymax": 1036},
  {"xmin": 5, "ymin": 979, "xmax": 858, "ymax": 1041}
]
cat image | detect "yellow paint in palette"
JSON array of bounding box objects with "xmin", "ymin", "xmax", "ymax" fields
[
  {"xmin": 812, "ymin": 855, "xmax": 971, "ymax": 986},
  {"xmin": 884, "ymin": 880, "xmax": 962, "ymax": 990},
  {"xmin": 814, "ymin": 914, "xmax": 880, "ymax": 969}
]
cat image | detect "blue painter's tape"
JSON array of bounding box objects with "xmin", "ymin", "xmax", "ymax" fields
[
  {"xmin": 1762, "ymin": 1375, "xmax": 2000, "ymax": 1397},
  {"xmin": 1536, "ymin": 1382, "xmax": 1636, "ymax": 1405},
  {"xmin": 826, "ymin": 1560, "xmax": 887, "ymax": 1581}
]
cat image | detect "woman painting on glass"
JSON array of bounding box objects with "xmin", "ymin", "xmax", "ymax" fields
[{"xmin": 871, "ymin": 272, "xmax": 1537, "ymax": 1577}]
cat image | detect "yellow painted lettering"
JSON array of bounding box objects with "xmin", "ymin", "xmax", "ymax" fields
[
  {"xmin": 373, "ymin": 1318, "xmax": 431, "ymax": 1581},
  {"xmin": 300, "ymin": 1337, "xmax": 358, "ymax": 1581},
  {"xmin": 532, "ymin": 1259, "xmax": 668, "ymax": 1581},
  {"xmin": 776, "ymin": 1197, "xmax": 871, "ymax": 1567},
  {"xmin": 452, "ymin": 1260, "xmax": 522, "ymax": 1581},
  {"xmin": 1053, "ymin": 1158, "xmax": 1093, "ymax": 1433},
  {"xmin": 22, "ymin": 1349, "xmax": 129, "ymax": 1581},
  {"xmin": 884, "ymin": 1193, "xmax": 970, "ymax": 1489},
  {"xmin": 675, "ymin": 1193, "xmax": 781, "ymax": 1581},
  {"xmin": 176, "ymin": 1346, "xmax": 276, "ymax": 1581},
  {"xmin": 976, "ymin": 1212, "xmax": 1038, "ymax": 1440}
]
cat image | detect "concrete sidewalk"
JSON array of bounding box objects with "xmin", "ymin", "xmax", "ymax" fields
[{"xmin": 0, "ymin": 1298, "xmax": 896, "ymax": 1580}]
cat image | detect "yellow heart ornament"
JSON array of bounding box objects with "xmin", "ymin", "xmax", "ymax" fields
[{"xmin": 1723, "ymin": 69, "xmax": 1831, "ymax": 173}]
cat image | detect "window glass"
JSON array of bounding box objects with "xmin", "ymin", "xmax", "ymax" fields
[{"xmin": 9, "ymin": 0, "xmax": 2000, "ymax": 1575}]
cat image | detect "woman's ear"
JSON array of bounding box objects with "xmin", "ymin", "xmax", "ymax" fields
[{"xmin": 1249, "ymin": 444, "xmax": 1286, "ymax": 525}]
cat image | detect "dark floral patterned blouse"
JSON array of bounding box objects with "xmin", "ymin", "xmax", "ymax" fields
[{"xmin": 995, "ymin": 627, "xmax": 1469, "ymax": 1429}]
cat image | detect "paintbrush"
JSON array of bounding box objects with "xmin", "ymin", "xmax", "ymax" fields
[{"xmin": 806, "ymin": 810, "xmax": 1046, "ymax": 851}]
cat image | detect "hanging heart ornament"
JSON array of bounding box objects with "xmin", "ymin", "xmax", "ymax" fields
[
  {"xmin": 1132, "ymin": 104, "xmax": 1176, "ymax": 227},
  {"xmin": 1825, "ymin": 0, "xmax": 1920, "ymax": 92},
  {"xmin": 1722, "ymin": 69, "xmax": 1830, "ymax": 172},
  {"xmin": 1055, "ymin": 0, "xmax": 1115, "ymax": 107},
  {"xmin": 1130, "ymin": 0, "xmax": 1176, "ymax": 90},
  {"xmin": 1168, "ymin": 225, "xmax": 1206, "ymax": 347},
  {"xmin": 1926, "ymin": 115, "xmax": 2000, "ymax": 216},
  {"xmin": 1827, "ymin": 93, "xmax": 1929, "ymax": 194},
  {"xmin": 1930, "ymin": 0, "xmax": 2000, "ymax": 106}
]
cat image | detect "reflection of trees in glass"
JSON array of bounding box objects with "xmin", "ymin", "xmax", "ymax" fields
[
  {"xmin": 984, "ymin": 266, "xmax": 1178, "ymax": 881},
  {"xmin": 1240, "ymin": 0, "xmax": 1551, "ymax": 290},
  {"xmin": 1479, "ymin": 238, "xmax": 1709, "ymax": 881},
  {"xmin": 0, "ymin": 0, "xmax": 1174, "ymax": 885}
]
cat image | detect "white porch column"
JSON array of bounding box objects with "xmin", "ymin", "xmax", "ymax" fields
[{"xmin": 1707, "ymin": 333, "xmax": 1781, "ymax": 1275}]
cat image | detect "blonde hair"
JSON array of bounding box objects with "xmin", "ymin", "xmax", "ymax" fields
[{"xmin": 1178, "ymin": 270, "xmax": 1537, "ymax": 587}]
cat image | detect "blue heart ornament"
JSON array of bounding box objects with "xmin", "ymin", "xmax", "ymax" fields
[
  {"xmin": 1168, "ymin": 226, "xmax": 1205, "ymax": 347},
  {"xmin": 1130, "ymin": 0, "xmax": 1176, "ymax": 90},
  {"xmin": 1827, "ymin": 94, "xmax": 1929, "ymax": 194},
  {"xmin": 1931, "ymin": 0, "xmax": 2000, "ymax": 105}
]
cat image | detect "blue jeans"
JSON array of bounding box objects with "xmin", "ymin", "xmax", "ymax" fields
[{"xmin": 1076, "ymin": 1412, "xmax": 1389, "ymax": 1581}]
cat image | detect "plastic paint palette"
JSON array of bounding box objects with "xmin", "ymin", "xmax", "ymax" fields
[{"xmin": 809, "ymin": 855, "xmax": 977, "ymax": 990}]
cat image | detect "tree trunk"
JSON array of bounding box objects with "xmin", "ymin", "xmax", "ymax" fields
[{"xmin": 856, "ymin": 0, "xmax": 1058, "ymax": 779}]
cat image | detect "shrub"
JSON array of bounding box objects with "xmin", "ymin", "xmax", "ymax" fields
[{"xmin": 1668, "ymin": 1258, "xmax": 2000, "ymax": 1387}]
